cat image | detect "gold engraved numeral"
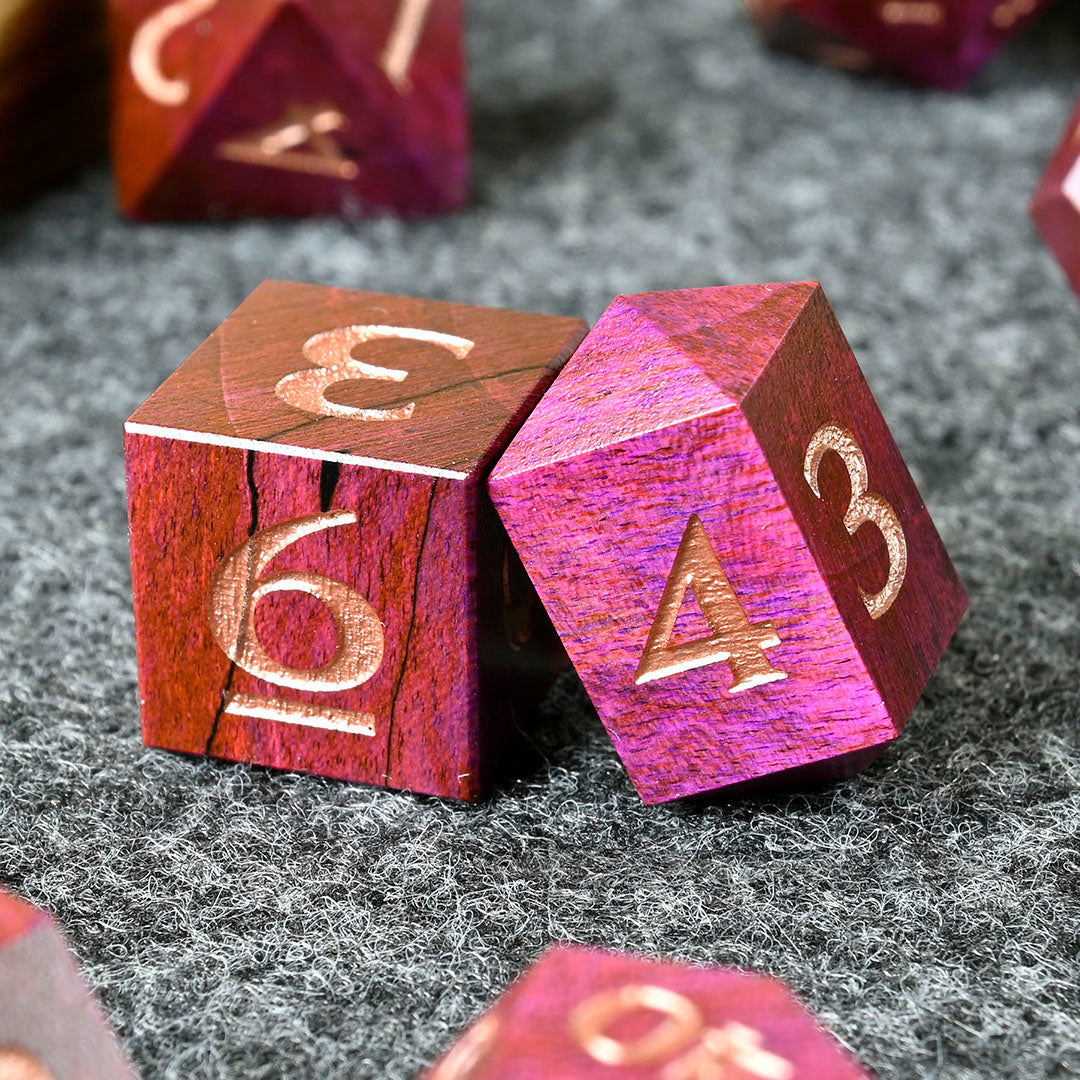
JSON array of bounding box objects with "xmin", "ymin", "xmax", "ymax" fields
[
  {"xmin": 803, "ymin": 421, "xmax": 908, "ymax": 620},
  {"xmin": 130, "ymin": 0, "xmax": 218, "ymax": 106},
  {"xmin": 428, "ymin": 1015, "xmax": 502, "ymax": 1080},
  {"xmin": 276, "ymin": 324, "xmax": 475, "ymax": 421},
  {"xmin": 206, "ymin": 510, "xmax": 384, "ymax": 734},
  {"xmin": 635, "ymin": 514, "xmax": 787, "ymax": 692},
  {"xmin": 878, "ymin": 1, "xmax": 944, "ymax": 25},
  {"xmin": 0, "ymin": 1047, "xmax": 57, "ymax": 1080},
  {"xmin": 381, "ymin": 0, "xmax": 436, "ymax": 93},
  {"xmin": 569, "ymin": 985, "xmax": 794, "ymax": 1080},
  {"xmin": 216, "ymin": 103, "xmax": 359, "ymax": 179},
  {"xmin": 991, "ymin": 0, "xmax": 1036, "ymax": 28}
]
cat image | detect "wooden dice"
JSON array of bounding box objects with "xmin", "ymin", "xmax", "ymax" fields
[
  {"xmin": 422, "ymin": 945, "xmax": 870, "ymax": 1080},
  {"xmin": 489, "ymin": 283, "xmax": 967, "ymax": 804},
  {"xmin": 108, "ymin": 0, "xmax": 467, "ymax": 219},
  {"xmin": 1032, "ymin": 97, "xmax": 1080, "ymax": 298},
  {"xmin": 746, "ymin": 0, "xmax": 1048, "ymax": 90},
  {"xmin": 125, "ymin": 280, "xmax": 585, "ymax": 799},
  {"xmin": 0, "ymin": 0, "xmax": 108, "ymax": 208},
  {"xmin": 0, "ymin": 890, "xmax": 135, "ymax": 1080}
]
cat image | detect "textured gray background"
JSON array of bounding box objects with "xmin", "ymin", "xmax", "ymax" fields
[{"xmin": 1, "ymin": 0, "xmax": 1078, "ymax": 1077}]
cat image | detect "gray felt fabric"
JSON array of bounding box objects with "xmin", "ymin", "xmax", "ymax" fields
[{"xmin": 1, "ymin": 0, "xmax": 1079, "ymax": 1077}]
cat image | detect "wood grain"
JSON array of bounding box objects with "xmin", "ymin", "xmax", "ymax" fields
[
  {"xmin": 421, "ymin": 944, "xmax": 871, "ymax": 1080},
  {"xmin": 489, "ymin": 283, "xmax": 967, "ymax": 804},
  {"xmin": 1032, "ymin": 96, "xmax": 1080, "ymax": 299},
  {"xmin": 0, "ymin": 890, "xmax": 136, "ymax": 1080},
  {"xmin": 108, "ymin": 0, "xmax": 467, "ymax": 218},
  {"xmin": 126, "ymin": 281, "xmax": 586, "ymax": 799},
  {"xmin": 746, "ymin": 0, "xmax": 1049, "ymax": 90}
]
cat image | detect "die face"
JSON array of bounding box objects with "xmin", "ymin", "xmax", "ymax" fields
[
  {"xmin": 109, "ymin": 0, "xmax": 466, "ymax": 218},
  {"xmin": 126, "ymin": 283, "xmax": 586, "ymax": 799},
  {"xmin": 490, "ymin": 285, "xmax": 965, "ymax": 804},
  {"xmin": 749, "ymin": 0, "xmax": 1047, "ymax": 90},
  {"xmin": 741, "ymin": 286, "xmax": 968, "ymax": 733},
  {"xmin": 1032, "ymin": 100, "xmax": 1080, "ymax": 298},
  {"xmin": 0, "ymin": 892, "xmax": 135, "ymax": 1080},
  {"xmin": 423, "ymin": 945, "xmax": 870, "ymax": 1080}
]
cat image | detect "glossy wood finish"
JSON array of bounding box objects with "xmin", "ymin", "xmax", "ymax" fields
[
  {"xmin": 421, "ymin": 945, "xmax": 871, "ymax": 1080},
  {"xmin": 126, "ymin": 281, "xmax": 585, "ymax": 800},
  {"xmin": 746, "ymin": 0, "xmax": 1048, "ymax": 91},
  {"xmin": 0, "ymin": 890, "xmax": 135, "ymax": 1080},
  {"xmin": 1032, "ymin": 96, "xmax": 1080, "ymax": 298},
  {"xmin": 0, "ymin": 0, "xmax": 108, "ymax": 208},
  {"xmin": 489, "ymin": 283, "xmax": 968, "ymax": 804},
  {"xmin": 108, "ymin": 0, "xmax": 467, "ymax": 218}
]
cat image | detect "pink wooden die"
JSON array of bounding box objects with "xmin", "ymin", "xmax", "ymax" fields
[
  {"xmin": 1032, "ymin": 96, "xmax": 1080, "ymax": 298},
  {"xmin": 746, "ymin": 0, "xmax": 1049, "ymax": 90},
  {"xmin": 0, "ymin": 890, "xmax": 135, "ymax": 1080},
  {"xmin": 125, "ymin": 280, "xmax": 586, "ymax": 800},
  {"xmin": 421, "ymin": 945, "xmax": 871, "ymax": 1080},
  {"xmin": 489, "ymin": 283, "xmax": 968, "ymax": 805},
  {"xmin": 108, "ymin": 0, "xmax": 467, "ymax": 219}
]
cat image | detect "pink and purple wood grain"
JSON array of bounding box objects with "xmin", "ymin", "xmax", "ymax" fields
[
  {"xmin": 0, "ymin": 890, "xmax": 135, "ymax": 1080},
  {"xmin": 108, "ymin": 0, "xmax": 467, "ymax": 218},
  {"xmin": 747, "ymin": 0, "xmax": 1049, "ymax": 90},
  {"xmin": 488, "ymin": 283, "xmax": 968, "ymax": 804},
  {"xmin": 420, "ymin": 945, "xmax": 872, "ymax": 1080},
  {"xmin": 125, "ymin": 280, "xmax": 586, "ymax": 800},
  {"xmin": 1032, "ymin": 96, "xmax": 1080, "ymax": 299}
]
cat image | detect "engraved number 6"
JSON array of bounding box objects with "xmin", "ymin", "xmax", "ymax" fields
[{"xmin": 803, "ymin": 421, "xmax": 908, "ymax": 619}]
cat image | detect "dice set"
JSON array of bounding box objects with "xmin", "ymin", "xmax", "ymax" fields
[
  {"xmin": 745, "ymin": 0, "xmax": 1049, "ymax": 90},
  {"xmin": 421, "ymin": 945, "xmax": 871, "ymax": 1080},
  {"xmin": 0, "ymin": 890, "xmax": 135, "ymax": 1080},
  {"xmin": 125, "ymin": 278, "xmax": 966, "ymax": 804},
  {"xmin": 107, "ymin": 0, "xmax": 468, "ymax": 218}
]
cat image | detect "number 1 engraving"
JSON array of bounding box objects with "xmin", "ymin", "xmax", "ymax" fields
[
  {"xmin": 130, "ymin": 0, "xmax": 218, "ymax": 106},
  {"xmin": 803, "ymin": 421, "xmax": 907, "ymax": 619},
  {"xmin": 380, "ymin": 0, "xmax": 436, "ymax": 93},
  {"xmin": 636, "ymin": 514, "xmax": 787, "ymax": 692},
  {"xmin": 206, "ymin": 511, "xmax": 384, "ymax": 735}
]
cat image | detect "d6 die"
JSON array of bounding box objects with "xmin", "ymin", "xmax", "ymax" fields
[
  {"xmin": 421, "ymin": 945, "xmax": 870, "ymax": 1080},
  {"xmin": 0, "ymin": 890, "xmax": 135, "ymax": 1080},
  {"xmin": 108, "ymin": 0, "xmax": 467, "ymax": 218},
  {"xmin": 125, "ymin": 279, "xmax": 586, "ymax": 800},
  {"xmin": 746, "ymin": 0, "xmax": 1048, "ymax": 91},
  {"xmin": 1032, "ymin": 96, "xmax": 1080, "ymax": 298},
  {"xmin": 489, "ymin": 283, "xmax": 967, "ymax": 804}
]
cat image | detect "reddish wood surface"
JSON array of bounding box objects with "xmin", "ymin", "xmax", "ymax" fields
[
  {"xmin": 1032, "ymin": 96, "xmax": 1080, "ymax": 299},
  {"xmin": 126, "ymin": 281, "xmax": 585, "ymax": 799},
  {"xmin": 108, "ymin": 0, "xmax": 467, "ymax": 218},
  {"xmin": 0, "ymin": 889, "xmax": 135, "ymax": 1080},
  {"xmin": 489, "ymin": 283, "xmax": 967, "ymax": 805},
  {"xmin": 746, "ymin": 0, "xmax": 1049, "ymax": 90},
  {"xmin": 0, "ymin": 0, "xmax": 108, "ymax": 208},
  {"xmin": 421, "ymin": 944, "xmax": 871, "ymax": 1080}
]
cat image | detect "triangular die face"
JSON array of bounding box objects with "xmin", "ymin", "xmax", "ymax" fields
[{"xmin": 138, "ymin": 2, "xmax": 442, "ymax": 218}]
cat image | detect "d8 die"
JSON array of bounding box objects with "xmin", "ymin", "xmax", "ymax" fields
[
  {"xmin": 1032, "ymin": 96, "xmax": 1080, "ymax": 298},
  {"xmin": 746, "ymin": 0, "xmax": 1048, "ymax": 91},
  {"xmin": 421, "ymin": 945, "xmax": 870, "ymax": 1080},
  {"xmin": 0, "ymin": 890, "xmax": 135, "ymax": 1080},
  {"xmin": 489, "ymin": 283, "xmax": 967, "ymax": 804},
  {"xmin": 108, "ymin": 0, "xmax": 467, "ymax": 218},
  {"xmin": 125, "ymin": 280, "xmax": 586, "ymax": 800}
]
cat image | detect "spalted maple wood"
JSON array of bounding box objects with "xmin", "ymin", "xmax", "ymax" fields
[
  {"xmin": 0, "ymin": 0, "xmax": 108, "ymax": 208},
  {"xmin": 1032, "ymin": 96, "xmax": 1080, "ymax": 298},
  {"xmin": 108, "ymin": 0, "xmax": 467, "ymax": 218},
  {"xmin": 489, "ymin": 283, "xmax": 968, "ymax": 805},
  {"xmin": 125, "ymin": 280, "xmax": 585, "ymax": 800},
  {"xmin": 421, "ymin": 945, "xmax": 871, "ymax": 1080},
  {"xmin": 745, "ymin": 0, "xmax": 1049, "ymax": 91},
  {"xmin": 0, "ymin": 890, "xmax": 135, "ymax": 1080}
]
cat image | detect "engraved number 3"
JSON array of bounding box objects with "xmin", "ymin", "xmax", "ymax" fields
[
  {"xmin": 803, "ymin": 421, "xmax": 908, "ymax": 619},
  {"xmin": 130, "ymin": 0, "xmax": 218, "ymax": 106}
]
